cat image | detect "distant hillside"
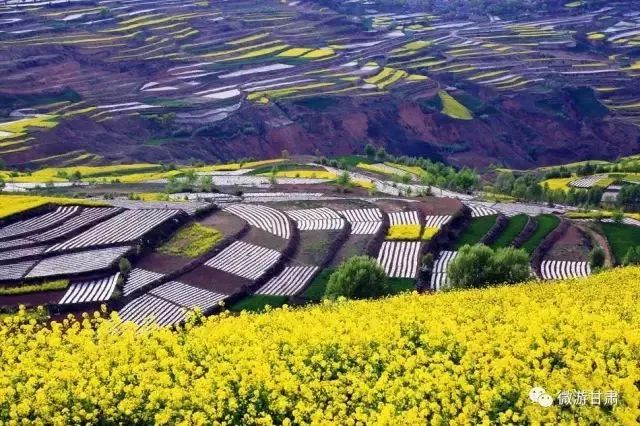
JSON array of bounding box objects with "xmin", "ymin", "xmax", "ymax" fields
[{"xmin": 0, "ymin": 0, "xmax": 639, "ymax": 170}]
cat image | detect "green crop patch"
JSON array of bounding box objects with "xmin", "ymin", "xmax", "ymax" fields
[
  {"xmin": 601, "ymin": 223, "xmax": 640, "ymax": 265},
  {"xmin": 158, "ymin": 223, "xmax": 223, "ymax": 258},
  {"xmin": 454, "ymin": 216, "xmax": 497, "ymax": 249},
  {"xmin": 491, "ymin": 215, "xmax": 528, "ymax": 248},
  {"xmin": 521, "ymin": 215, "xmax": 560, "ymax": 254}
]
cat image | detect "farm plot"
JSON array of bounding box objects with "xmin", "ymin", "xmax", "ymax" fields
[
  {"xmin": 0, "ymin": 261, "xmax": 36, "ymax": 281},
  {"xmin": 600, "ymin": 222, "xmax": 640, "ymax": 264},
  {"xmin": 465, "ymin": 203, "xmax": 498, "ymax": 218},
  {"xmin": 106, "ymin": 200, "xmax": 209, "ymax": 216},
  {"xmin": 286, "ymin": 207, "xmax": 345, "ymax": 231},
  {"xmin": 224, "ymin": 204, "xmax": 290, "ymax": 239},
  {"xmin": 0, "ymin": 206, "xmax": 79, "ymax": 240},
  {"xmin": 0, "ymin": 238, "xmax": 33, "ymax": 250},
  {"xmin": 430, "ymin": 250, "xmax": 458, "ymax": 291},
  {"xmin": 491, "ymin": 214, "xmax": 528, "ymax": 248},
  {"xmin": 58, "ymin": 273, "xmax": 119, "ymax": 305},
  {"xmin": 340, "ymin": 208, "xmax": 383, "ymax": 235},
  {"xmin": 0, "ymin": 246, "xmax": 47, "ymax": 262},
  {"xmin": 47, "ymin": 209, "xmax": 182, "ymax": 252},
  {"xmin": 29, "ymin": 207, "xmax": 122, "ymax": 242},
  {"xmin": 118, "ymin": 294, "xmax": 186, "ymax": 328},
  {"xmin": 521, "ymin": 215, "xmax": 560, "ymax": 254},
  {"xmin": 149, "ymin": 281, "xmax": 226, "ymax": 311},
  {"xmin": 389, "ymin": 211, "xmax": 420, "ymax": 226},
  {"xmin": 123, "ymin": 268, "xmax": 164, "ymax": 296},
  {"xmin": 424, "ymin": 215, "xmax": 452, "ymax": 229},
  {"xmin": 26, "ymin": 246, "xmax": 131, "ymax": 279},
  {"xmin": 570, "ymin": 175, "xmax": 608, "ymax": 188},
  {"xmin": 377, "ymin": 241, "xmax": 421, "ymax": 278},
  {"xmin": 255, "ymin": 265, "xmax": 318, "ymax": 296},
  {"xmin": 540, "ymin": 260, "xmax": 591, "ymax": 280},
  {"xmin": 453, "ymin": 216, "xmax": 497, "ymax": 249},
  {"xmin": 204, "ymin": 241, "xmax": 281, "ymax": 280},
  {"xmin": 545, "ymin": 225, "xmax": 591, "ymax": 262}
]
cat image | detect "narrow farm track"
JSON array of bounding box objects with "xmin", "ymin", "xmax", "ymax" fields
[{"xmin": 574, "ymin": 223, "xmax": 614, "ymax": 267}]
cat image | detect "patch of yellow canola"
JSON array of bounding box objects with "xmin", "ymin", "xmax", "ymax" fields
[{"xmin": 2, "ymin": 268, "xmax": 640, "ymax": 423}]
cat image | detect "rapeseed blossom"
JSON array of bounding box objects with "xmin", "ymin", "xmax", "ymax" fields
[{"xmin": 1, "ymin": 268, "xmax": 639, "ymax": 424}]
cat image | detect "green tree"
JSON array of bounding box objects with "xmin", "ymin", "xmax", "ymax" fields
[
  {"xmin": 324, "ymin": 256, "xmax": 390, "ymax": 300},
  {"xmin": 375, "ymin": 147, "xmax": 387, "ymax": 162},
  {"xmin": 589, "ymin": 247, "xmax": 605, "ymax": 269},
  {"xmin": 337, "ymin": 170, "xmax": 351, "ymax": 187},
  {"xmin": 364, "ymin": 144, "xmax": 375, "ymax": 159},
  {"xmin": 622, "ymin": 247, "xmax": 640, "ymax": 266},
  {"xmin": 448, "ymin": 244, "xmax": 530, "ymax": 289},
  {"xmin": 119, "ymin": 258, "xmax": 132, "ymax": 277},
  {"xmin": 612, "ymin": 209, "xmax": 625, "ymax": 224}
]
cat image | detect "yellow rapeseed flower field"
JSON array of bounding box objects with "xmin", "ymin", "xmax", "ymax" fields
[
  {"xmin": 0, "ymin": 195, "xmax": 105, "ymax": 219},
  {"xmin": 387, "ymin": 224, "xmax": 422, "ymax": 239},
  {"xmin": 1, "ymin": 267, "xmax": 640, "ymax": 424}
]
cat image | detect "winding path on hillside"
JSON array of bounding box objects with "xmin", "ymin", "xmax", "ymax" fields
[{"xmin": 574, "ymin": 222, "xmax": 614, "ymax": 267}]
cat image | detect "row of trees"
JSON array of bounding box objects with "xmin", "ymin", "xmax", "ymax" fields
[
  {"xmin": 493, "ymin": 171, "xmax": 604, "ymax": 208},
  {"xmin": 164, "ymin": 171, "xmax": 215, "ymax": 194},
  {"xmin": 362, "ymin": 145, "xmax": 480, "ymax": 193},
  {"xmin": 323, "ymin": 244, "xmax": 533, "ymax": 301}
]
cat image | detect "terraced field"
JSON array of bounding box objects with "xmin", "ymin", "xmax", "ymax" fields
[{"xmin": 1, "ymin": 0, "xmax": 640, "ymax": 168}]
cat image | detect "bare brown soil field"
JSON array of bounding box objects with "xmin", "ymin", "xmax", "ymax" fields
[
  {"xmin": 413, "ymin": 198, "xmax": 464, "ymax": 216},
  {"xmin": 136, "ymin": 253, "xmax": 192, "ymax": 275},
  {"xmin": 199, "ymin": 211, "xmax": 246, "ymax": 237},
  {"xmin": 0, "ymin": 289, "xmax": 66, "ymax": 308},
  {"xmin": 242, "ymin": 228, "xmax": 289, "ymax": 252},
  {"xmin": 546, "ymin": 225, "xmax": 592, "ymax": 262},
  {"xmin": 178, "ymin": 266, "xmax": 251, "ymax": 296}
]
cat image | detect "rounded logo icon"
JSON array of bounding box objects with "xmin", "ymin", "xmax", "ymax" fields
[
  {"xmin": 529, "ymin": 387, "xmax": 546, "ymax": 403},
  {"xmin": 538, "ymin": 393, "xmax": 554, "ymax": 407}
]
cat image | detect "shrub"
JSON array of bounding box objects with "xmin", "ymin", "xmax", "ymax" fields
[
  {"xmin": 448, "ymin": 244, "xmax": 530, "ymax": 289},
  {"xmin": 0, "ymin": 280, "xmax": 69, "ymax": 296},
  {"xmin": 324, "ymin": 256, "xmax": 389, "ymax": 299},
  {"xmin": 622, "ymin": 246, "xmax": 640, "ymax": 266},
  {"xmin": 589, "ymin": 247, "xmax": 605, "ymax": 269},
  {"xmin": 118, "ymin": 258, "xmax": 132, "ymax": 277}
]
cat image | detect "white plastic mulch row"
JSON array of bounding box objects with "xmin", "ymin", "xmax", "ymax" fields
[
  {"xmin": 0, "ymin": 245, "xmax": 47, "ymax": 262},
  {"xmin": 540, "ymin": 261, "xmax": 591, "ymax": 280},
  {"xmin": 58, "ymin": 273, "xmax": 120, "ymax": 305},
  {"xmin": 388, "ymin": 211, "xmax": 420, "ymax": 226},
  {"xmin": 205, "ymin": 241, "xmax": 281, "ymax": 280},
  {"xmin": 340, "ymin": 208, "xmax": 383, "ymax": 235},
  {"xmin": 0, "ymin": 206, "xmax": 79, "ymax": 240},
  {"xmin": 106, "ymin": 199, "xmax": 209, "ymax": 216},
  {"xmin": 424, "ymin": 215, "xmax": 452, "ymax": 229},
  {"xmin": 466, "ymin": 204, "xmax": 498, "ymax": 218},
  {"xmin": 118, "ymin": 294, "xmax": 186, "ymax": 328},
  {"xmin": 123, "ymin": 268, "xmax": 164, "ymax": 296},
  {"xmin": 31, "ymin": 207, "xmax": 122, "ymax": 242},
  {"xmin": 286, "ymin": 207, "xmax": 345, "ymax": 231},
  {"xmin": 224, "ymin": 204, "xmax": 290, "ymax": 239},
  {"xmin": 0, "ymin": 260, "xmax": 36, "ymax": 281},
  {"xmin": 430, "ymin": 251, "xmax": 458, "ymax": 291},
  {"xmin": 256, "ymin": 266, "xmax": 319, "ymax": 296},
  {"xmin": 569, "ymin": 175, "xmax": 606, "ymax": 188},
  {"xmin": 26, "ymin": 246, "xmax": 131, "ymax": 279},
  {"xmin": 150, "ymin": 281, "xmax": 226, "ymax": 311},
  {"xmin": 377, "ymin": 241, "xmax": 422, "ymax": 278},
  {"xmin": 47, "ymin": 209, "xmax": 181, "ymax": 252}
]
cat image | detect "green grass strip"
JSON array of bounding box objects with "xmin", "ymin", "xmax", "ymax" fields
[
  {"xmin": 601, "ymin": 223, "xmax": 640, "ymax": 264},
  {"xmin": 454, "ymin": 216, "xmax": 497, "ymax": 249},
  {"xmin": 229, "ymin": 295, "xmax": 288, "ymax": 313},
  {"xmin": 0, "ymin": 280, "xmax": 69, "ymax": 296},
  {"xmin": 520, "ymin": 214, "xmax": 560, "ymax": 254},
  {"xmin": 491, "ymin": 214, "xmax": 528, "ymax": 248}
]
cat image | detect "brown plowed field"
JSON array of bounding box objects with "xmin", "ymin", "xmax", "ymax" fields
[
  {"xmin": 546, "ymin": 224, "xmax": 592, "ymax": 262},
  {"xmin": 178, "ymin": 266, "xmax": 251, "ymax": 296}
]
